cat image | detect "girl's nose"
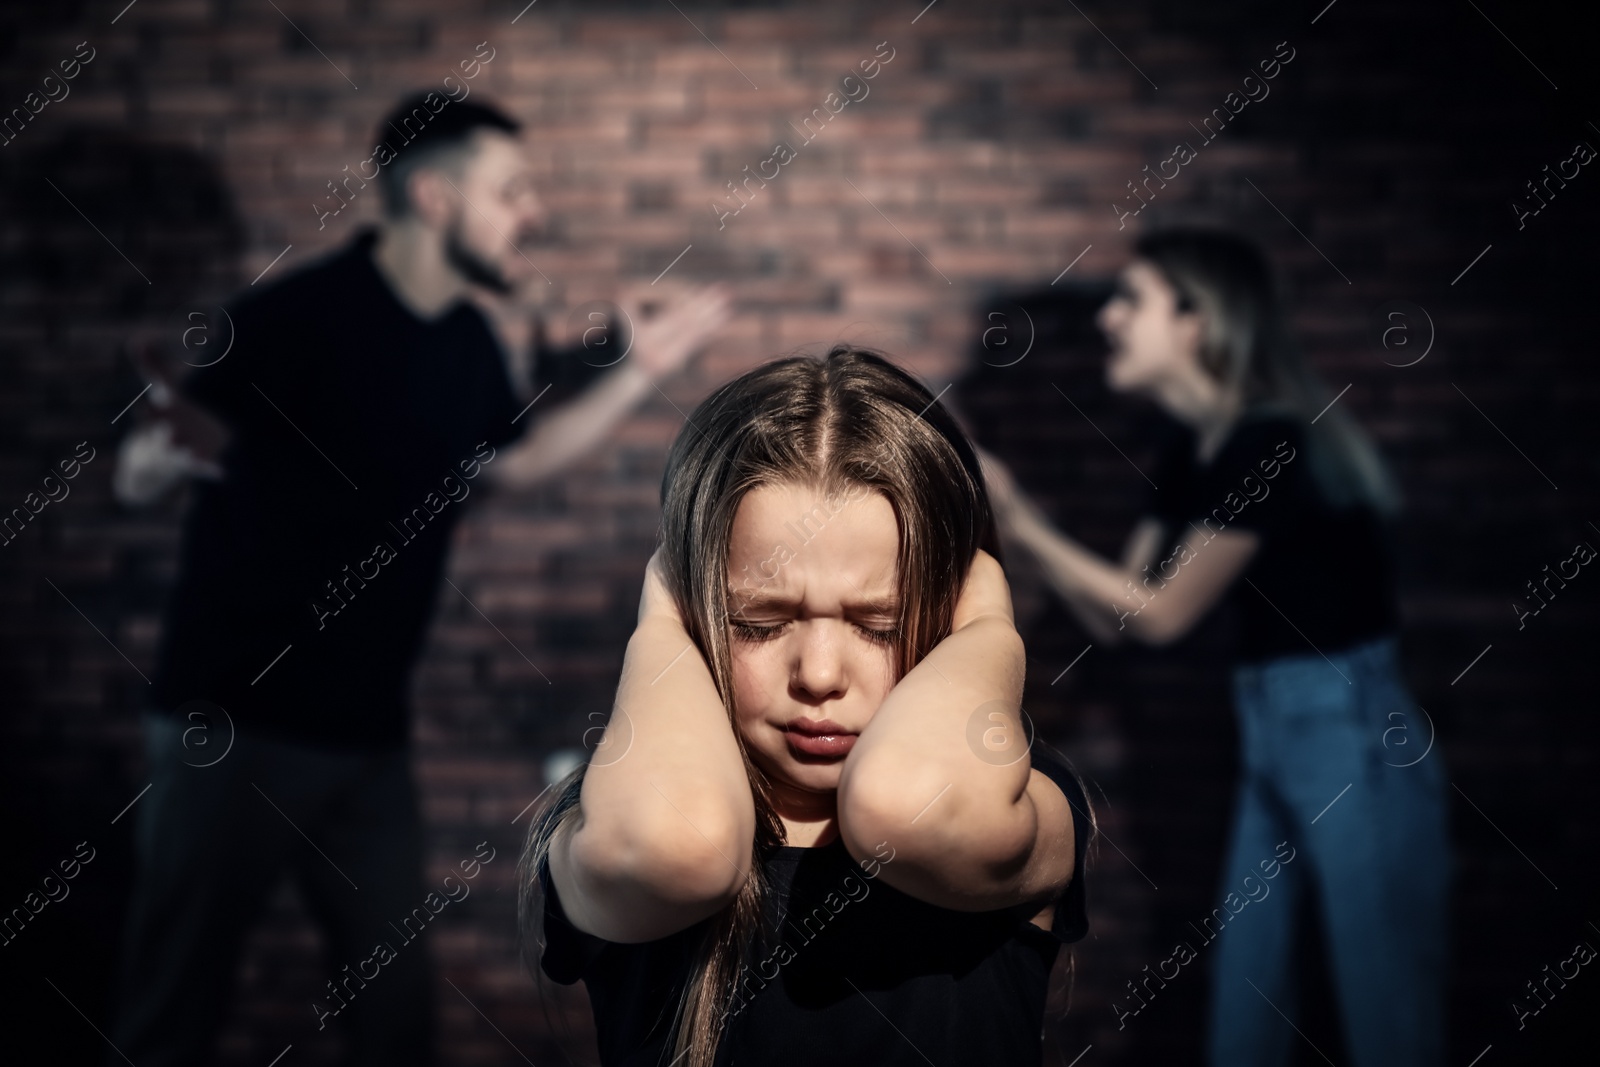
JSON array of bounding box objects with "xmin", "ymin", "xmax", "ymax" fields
[{"xmin": 791, "ymin": 622, "xmax": 846, "ymax": 701}]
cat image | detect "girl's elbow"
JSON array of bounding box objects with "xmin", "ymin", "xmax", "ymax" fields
[
  {"xmin": 560, "ymin": 818, "xmax": 748, "ymax": 943},
  {"xmin": 644, "ymin": 832, "xmax": 750, "ymax": 905},
  {"xmin": 577, "ymin": 810, "xmax": 749, "ymax": 908}
]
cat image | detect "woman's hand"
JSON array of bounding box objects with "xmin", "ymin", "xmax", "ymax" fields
[
  {"xmin": 976, "ymin": 447, "xmax": 1020, "ymax": 522},
  {"xmin": 951, "ymin": 548, "xmax": 1016, "ymax": 632},
  {"xmin": 978, "ymin": 446, "xmax": 1057, "ymax": 545}
]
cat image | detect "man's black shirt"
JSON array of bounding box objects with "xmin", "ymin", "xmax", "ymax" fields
[{"xmin": 150, "ymin": 230, "xmax": 605, "ymax": 749}]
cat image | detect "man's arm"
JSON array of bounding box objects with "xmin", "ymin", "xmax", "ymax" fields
[
  {"xmin": 111, "ymin": 342, "xmax": 230, "ymax": 507},
  {"xmin": 481, "ymin": 285, "xmax": 732, "ymax": 491},
  {"xmin": 486, "ymin": 361, "xmax": 655, "ymax": 489}
]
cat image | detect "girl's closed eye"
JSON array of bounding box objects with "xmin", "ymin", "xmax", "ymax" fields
[
  {"xmin": 729, "ymin": 618, "xmax": 784, "ymax": 642},
  {"xmin": 728, "ymin": 618, "xmax": 899, "ymax": 645}
]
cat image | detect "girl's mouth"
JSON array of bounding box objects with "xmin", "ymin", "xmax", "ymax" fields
[
  {"xmin": 782, "ymin": 719, "xmax": 859, "ymax": 759},
  {"xmin": 783, "ymin": 730, "xmax": 857, "ymax": 758}
]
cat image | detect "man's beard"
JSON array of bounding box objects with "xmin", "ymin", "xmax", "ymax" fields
[{"xmin": 445, "ymin": 224, "xmax": 513, "ymax": 295}]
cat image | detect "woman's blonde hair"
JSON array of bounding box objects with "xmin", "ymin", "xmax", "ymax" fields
[
  {"xmin": 1136, "ymin": 227, "xmax": 1403, "ymax": 516},
  {"xmin": 517, "ymin": 345, "xmax": 1003, "ymax": 1067}
]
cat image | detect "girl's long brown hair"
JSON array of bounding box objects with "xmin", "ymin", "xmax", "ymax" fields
[{"xmin": 516, "ymin": 345, "xmax": 1005, "ymax": 1067}]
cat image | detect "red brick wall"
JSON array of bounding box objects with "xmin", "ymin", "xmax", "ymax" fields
[{"xmin": 3, "ymin": 1, "xmax": 1597, "ymax": 1063}]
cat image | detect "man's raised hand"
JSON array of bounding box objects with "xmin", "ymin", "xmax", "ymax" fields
[{"xmin": 619, "ymin": 283, "xmax": 734, "ymax": 382}]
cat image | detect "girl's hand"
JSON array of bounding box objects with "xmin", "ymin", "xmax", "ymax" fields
[
  {"xmin": 951, "ymin": 549, "xmax": 1015, "ymax": 632},
  {"xmin": 636, "ymin": 547, "xmax": 684, "ymax": 628}
]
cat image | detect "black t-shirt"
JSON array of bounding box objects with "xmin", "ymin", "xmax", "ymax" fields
[
  {"xmin": 1142, "ymin": 411, "xmax": 1399, "ymax": 664},
  {"xmin": 149, "ymin": 230, "xmax": 609, "ymax": 749},
  {"xmin": 537, "ymin": 748, "xmax": 1092, "ymax": 1067}
]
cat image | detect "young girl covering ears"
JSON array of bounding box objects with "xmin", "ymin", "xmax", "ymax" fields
[{"xmin": 518, "ymin": 346, "xmax": 1093, "ymax": 1067}]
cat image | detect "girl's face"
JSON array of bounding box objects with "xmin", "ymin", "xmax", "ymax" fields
[
  {"xmin": 725, "ymin": 481, "xmax": 901, "ymax": 797},
  {"xmin": 1096, "ymin": 259, "xmax": 1204, "ymax": 396}
]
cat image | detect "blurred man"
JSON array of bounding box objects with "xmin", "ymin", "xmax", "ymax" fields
[{"xmin": 105, "ymin": 93, "xmax": 729, "ymax": 1066}]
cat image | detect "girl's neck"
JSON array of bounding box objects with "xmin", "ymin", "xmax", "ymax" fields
[
  {"xmin": 781, "ymin": 816, "xmax": 840, "ymax": 848},
  {"xmin": 772, "ymin": 782, "xmax": 841, "ymax": 847}
]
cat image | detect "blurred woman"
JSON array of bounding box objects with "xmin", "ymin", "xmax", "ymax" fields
[
  {"xmin": 519, "ymin": 346, "xmax": 1093, "ymax": 1067},
  {"xmin": 981, "ymin": 228, "xmax": 1448, "ymax": 1067}
]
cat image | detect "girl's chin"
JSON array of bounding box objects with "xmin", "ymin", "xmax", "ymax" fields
[
  {"xmin": 768, "ymin": 757, "xmax": 844, "ymax": 791},
  {"xmin": 750, "ymin": 746, "xmax": 838, "ymax": 788}
]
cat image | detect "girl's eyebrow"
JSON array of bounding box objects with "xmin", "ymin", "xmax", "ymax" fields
[
  {"xmin": 725, "ymin": 590, "xmax": 900, "ymax": 616},
  {"xmin": 846, "ymin": 597, "xmax": 901, "ymax": 617},
  {"xmin": 725, "ymin": 591, "xmax": 793, "ymax": 616}
]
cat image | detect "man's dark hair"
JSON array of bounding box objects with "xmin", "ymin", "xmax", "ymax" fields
[{"xmin": 374, "ymin": 93, "xmax": 520, "ymax": 217}]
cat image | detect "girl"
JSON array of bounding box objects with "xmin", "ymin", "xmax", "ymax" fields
[
  {"xmin": 518, "ymin": 346, "xmax": 1092, "ymax": 1067},
  {"xmin": 980, "ymin": 228, "xmax": 1448, "ymax": 1066}
]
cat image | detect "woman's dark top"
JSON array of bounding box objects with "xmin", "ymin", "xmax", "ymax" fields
[
  {"xmin": 1143, "ymin": 410, "xmax": 1398, "ymax": 665},
  {"xmin": 537, "ymin": 748, "xmax": 1092, "ymax": 1067}
]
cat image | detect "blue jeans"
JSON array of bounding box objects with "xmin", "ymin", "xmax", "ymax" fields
[{"xmin": 1205, "ymin": 636, "xmax": 1450, "ymax": 1067}]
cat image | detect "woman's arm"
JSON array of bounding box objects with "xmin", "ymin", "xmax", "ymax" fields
[
  {"xmin": 1045, "ymin": 517, "xmax": 1163, "ymax": 646},
  {"xmin": 550, "ymin": 549, "xmax": 756, "ymax": 943},
  {"xmin": 836, "ymin": 551, "xmax": 1075, "ymax": 912},
  {"xmin": 1009, "ymin": 501, "xmax": 1258, "ymax": 644},
  {"xmin": 980, "ymin": 449, "xmax": 1258, "ymax": 645}
]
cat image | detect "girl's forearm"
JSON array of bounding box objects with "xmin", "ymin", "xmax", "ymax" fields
[
  {"xmin": 575, "ymin": 615, "xmax": 756, "ymax": 891},
  {"xmin": 837, "ymin": 614, "xmax": 1032, "ymax": 891}
]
